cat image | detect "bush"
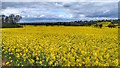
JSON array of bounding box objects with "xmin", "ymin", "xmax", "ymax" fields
[
  {"xmin": 108, "ymin": 24, "xmax": 116, "ymax": 28},
  {"xmin": 94, "ymin": 24, "xmax": 98, "ymax": 27},
  {"xmin": 99, "ymin": 24, "xmax": 103, "ymax": 28}
]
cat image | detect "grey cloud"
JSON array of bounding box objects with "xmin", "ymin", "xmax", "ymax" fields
[
  {"xmin": 1, "ymin": 2, "xmax": 118, "ymax": 22},
  {"xmin": 2, "ymin": 0, "xmax": 120, "ymax": 2},
  {"xmin": 62, "ymin": 2, "xmax": 118, "ymax": 18}
]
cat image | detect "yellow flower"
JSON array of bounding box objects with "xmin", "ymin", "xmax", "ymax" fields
[
  {"xmin": 10, "ymin": 60, "xmax": 13, "ymax": 62},
  {"xmin": 94, "ymin": 53, "xmax": 97, "ymax": 57},
  {"xmin": 17, "ymin": 64, "xmax": 20, "ymax": 66},
  {"xmin": 49, "ymin": 61, "xmax": 53, "ymax": 65},
  {"xmin": 31, "ymin": 59, "xmax": 34, "ymax": 63},
  {"xmin": 22, "ymin": 65, "xmax": 24, "ymax": 67},
  {"xmin": 36, "ymin": 57, "xmax": 39, "ymax": 60},
  {"xmin": 6, "ymin": 62, "xmax": 9, "ymax": 65},
  {"xmin": 39, "ymin": 61, "xmax": 42, "ymax": 64},
  {"xmin": 16, "ymin": 53, "xmax": 20, "ymax": 58},
  {"xmin": 23, "ymin": 53, "xmax": 26, "ymax": 57}
]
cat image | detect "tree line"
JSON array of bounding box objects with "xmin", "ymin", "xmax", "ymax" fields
[
  {"xmin": 20, "ymin": 19, "xmax": 119, "ymax": 28},
  {"xmin": 1, "ymin": 14, "xmax": 22, "ymax": 24}
]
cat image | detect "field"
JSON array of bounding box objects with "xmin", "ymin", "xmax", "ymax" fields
[{"xmin": 1, "ymin": 26, "xmax": 118, "ymax": 66}]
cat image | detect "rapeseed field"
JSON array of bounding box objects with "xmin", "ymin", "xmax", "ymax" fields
[{"xmin": 2, "ymin": 26, "xmax": 118, "ymax": 66}]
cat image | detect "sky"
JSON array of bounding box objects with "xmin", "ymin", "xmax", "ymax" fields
[
  {"xmin": 2, "ymin": 0, "xmax": 120, "ymax": 2},
  {"xmin": 1, "ymin": 2, "xmax": 119, "ymax": 22}
]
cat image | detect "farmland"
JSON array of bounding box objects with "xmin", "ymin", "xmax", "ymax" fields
[{"xmin": 2, "ymin": 26, "xmax": 118, "ymax": 66}]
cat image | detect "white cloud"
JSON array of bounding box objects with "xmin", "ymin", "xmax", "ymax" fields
[
  {"xmin": 1, "ymin": 7, "xmax": 20, "ymax": 16},
  {"xmin": 80, "ymin": 14, "xmax": 85, "ymax": 18},
  {"xmin": 55, "ymin": 3, "xmax": 63, "ymax": 6},
  {"xmin": 69, "ymin": 14, "xmax": 73, "ymax": 18},
  {"xmin": 22, "ymin": 16, "xmax": 25, "ymax": 18},
  {"xmin": 59, "ymin": 15, "xmax": 64, "ymax": 18},
  {"xmin": 103, "ymin": 10, "xmax": 110, "ymax": 14},
  {"xmin": 39, "ymin": 15, "xmax": 45, "ymax": 17}
]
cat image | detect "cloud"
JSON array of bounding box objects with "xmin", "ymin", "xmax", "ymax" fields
[
  {"xmin": 1, "ymin": 2, "xmax": 118, "ymax": 22},
  {"xmin": 2, "ymin": 0, "xmax": 120, "ymax": 2},
  {"xmin": 39, "ymin": 15, "xmax": 45, "ymax": 17},
  {"xmin": 61, "ymin": 2, "xmax": 118, "ymax": 18}
]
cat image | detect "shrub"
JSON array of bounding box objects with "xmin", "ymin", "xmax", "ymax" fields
[
  {"xmin": 99, "ymin": 24, "xmax": 102, "ymax": 28},
  {"xmin": 108, "ymin": 24, "xmax": 116, "ymax": 28}
]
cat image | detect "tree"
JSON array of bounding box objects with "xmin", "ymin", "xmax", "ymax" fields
[
  {"xmin": 99, "ymin": 24, "xmax": 102, "ymax": 28},
  {"xmin": 5, "ymin": 16, "xmax": 9, "ymax": 23},
  {"xmin": 9, "ymin": 14, "xmax": 15, "ymax": 23},
  {"xmin": 2, "ymin": 17, "xmax": 4, "ymax": 23},
  {"xmin": 8, "ymin": 14, "xmax": 22, "ymax": 24},
  {"xmin": 2, "ymin": 15, "xmax": 5, "ymax": 23},
  {"xmin": 14, "ymin": 15, "xmax": 22, "ymax": 23},
  {"xmin": 94, "ymin": 23, "xmax": 98, "ymax": 27},
  {"xmin": 108, "ymin": 24, "xmax": 116, "ymax": 28}
]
